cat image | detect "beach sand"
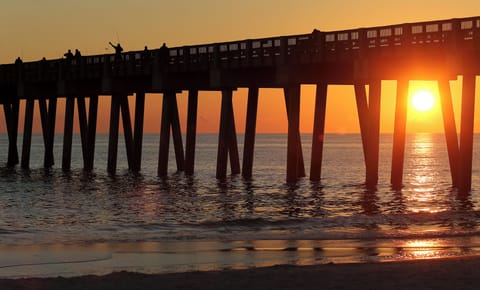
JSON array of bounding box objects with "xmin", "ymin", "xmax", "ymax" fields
[{"xmin": 1, "ymin": 256, "xmax": 479, "ymax": 290}]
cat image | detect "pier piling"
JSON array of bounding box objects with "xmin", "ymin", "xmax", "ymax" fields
[
  {"xmin": 3, "ymin": 100, "xmax": 19, "ymax": 166},
  {"xmin": 77, "ymin": 96, "xmax": 98, "ymax": 171},
  {"xmin": 39, "ymin": 97, "xmax": 57, "ymax": 168},
  {"xmin": 158, "ymin": 91, "xmax": 185, "ymax": 176},
  {"xmin": 310, "ymin": 83, "xmax": 327, "ymax": 182},
  {"xmin": 133, "ymin": 92, "xmax": 145, "ymax": 172},
  {"xmin": 216, "ymin": 90, "xmax": 240, "ymax": 179},
  {"xmin": 391, "ymin": 79, "xmax": 409, "ymax": 189},
  {"xmin": 285, "ymin": 85, "xmax": 303, "ymax": 182},
  {"xmin": 21, "ymin": 99, "xmax": 35, "ymax": 169},
  {"xmin": 120, "ymin": 94, "xmax": 135, "ymax": 169},
  {"xmin": 171, "ymin": 93, "xmax": 185, "ymax": 172},
  {"xmin": 439, "ymin": 79, "xmax": 460, "ymax": 187},
  {"xmin": 107, "ymin": 95, "xmax": 121, "ymax": 174},
  {"xmin": 367, "ymin": 81, "xmax": 381, "ymax": 188},
  {"xmin": 62, "ymin": 97, "xmax": 75, "ymax": 170},
  {"xmin": 242, "ymin": 87, "xmax": 259, "ymax": 179},
  {"xmin": 185, "ymin": 90, "xmax": 199, "ymax": 175},
  {"xmin": 459, "ymin": 74, "xmax": 476, "ymax": 193}
]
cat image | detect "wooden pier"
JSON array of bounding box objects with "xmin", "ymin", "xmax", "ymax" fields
[{"xmin": 1, "ymin": 16, "xmax": 480, "ymax": 192}]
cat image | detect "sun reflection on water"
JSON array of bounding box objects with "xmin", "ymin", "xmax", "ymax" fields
[
  {"xmin": 405, "ymin": 133, "xmax": 447, "ymax": 214},
  {"xmin": 400, "ymin": 239, "xmax": 447, "ymax": 259}
]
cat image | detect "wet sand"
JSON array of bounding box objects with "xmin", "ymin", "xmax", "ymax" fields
[{"xmin": 1, "ymin": 256, "xmax": 479, "ymax": 290}]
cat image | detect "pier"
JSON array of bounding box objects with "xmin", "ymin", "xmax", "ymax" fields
[{"xmin": 1, "ymin": 16, "xmax": 480, "ymax": 191}]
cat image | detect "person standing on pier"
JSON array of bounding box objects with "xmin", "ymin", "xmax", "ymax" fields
[
  {"xmin": 64, "ymin": 49, "xmax": 74, "ymax": 59},
  {"xmin": 109, "ymin": 42, "xmax": 124, "ymax": 61},
  {"xmin": 159, "ymin": 43, "xmax": 169, "ymax": 67}
]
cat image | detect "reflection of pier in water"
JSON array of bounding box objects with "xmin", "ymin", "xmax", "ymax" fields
[{"xmin": 1, "ymin": 16, "xmax": 480, "ymax": 192}]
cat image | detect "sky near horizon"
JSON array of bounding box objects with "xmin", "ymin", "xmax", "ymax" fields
[{"xmin": 1, "ymin": 1, "xmax": 480, "ymax": 134}]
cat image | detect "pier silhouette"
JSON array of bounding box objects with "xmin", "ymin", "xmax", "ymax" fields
[{"xmin": 1, "ymin": 16, "xmax": 479, "ymax": 192}]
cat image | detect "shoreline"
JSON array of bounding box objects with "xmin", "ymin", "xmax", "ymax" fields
[
  {"xmin": 2, "ymin": 238, "xmax": 480, "ymax": 279},
  {"xmin": 1, "ymin": 256, "xmax": 480, "ymax": 290}
]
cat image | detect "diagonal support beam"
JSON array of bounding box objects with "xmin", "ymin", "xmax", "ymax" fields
[
  {"xmin": 38, "ymin": 97, "xmax": 57, "ymax": 168},
  {"xmin": 77, "ymin": 96, "xmax": 98, "ymax": 171},
  {"xmin": 170, "ymin": 93, "xmax": 185, "ymax": 172},
  {"xmin": 438, "ymin": 79, "xmax": 460, "ymax": 187},
  {"xmin": 158, "ymin": 91, "xmax": 185, "ymax": 176},
  {"xmin": 120, "ymin": 95, "xmax": 135, "ymax": 169},
  {"xmin": 458, "ymin": 74, "xmax": 476, "ymax": 193},
  {"xmin": 284, "ymin": 86, "xmax": 305, "ymax": 181},
  {"xmin": 216, "ymin": 90, "xmax": 240, "ymax": 179},
  {"xmin": 354, "ymin": 81, "xmax": 381, "ymax": 188},
  {"xmin": 355, "ymin": 84, "xmax": 370, "ymax": 164},
  {"xmin": 227, "ymin": 98, "xmax": 240, "ymax": 175}
]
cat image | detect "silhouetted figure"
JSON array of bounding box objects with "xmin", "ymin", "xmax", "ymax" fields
[
  {"xmin": 142, "ymin": 46, "xmax": 150, "ymax": 64},
  {"xmin": 109, "ymin": 42, "xmax": 123, "ymax": 61},
  {"xmin": 311, "ymin": 29, "xmax": 322, "ymax": 47},
  {"xmin": 14, "ymin": 57, "xmax": 23, "ymax": 76},
  {"xmin": 159, "ymin": 43, "xmax": 169, "ymax": 66},
  {"xmin": 64, "ymin": 49, "xmax": 74, "ymax": 59},
  {"xmin": 71, "ymin": 49, "xmax": 82, "ymax": 65},
  {"xmin": 160, "ymin": 43, "xmax": 168, "ymax": 52}
]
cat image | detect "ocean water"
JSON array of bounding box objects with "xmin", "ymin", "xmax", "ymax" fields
[{"xmin": 1, "ymin": 133, "xmax": 480, "ymax": 270}]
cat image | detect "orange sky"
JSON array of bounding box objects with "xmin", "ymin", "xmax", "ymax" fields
[{"xmin": 1, "ymin": 1, "xmax": 479, "ymax": 134}]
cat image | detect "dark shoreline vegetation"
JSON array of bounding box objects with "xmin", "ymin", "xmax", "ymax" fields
[{"xmin": 2, "ymin": 257, "xmax": 480, "ymax": 290}]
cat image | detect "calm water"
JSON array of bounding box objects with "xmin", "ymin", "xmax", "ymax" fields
[{"xmin": 1, "ymin": 133, "xmax": 480, "ymax": 264}]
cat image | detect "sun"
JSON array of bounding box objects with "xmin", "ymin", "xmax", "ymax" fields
[{"xmin": 411, "ymin": 90, "xmax": 435, "ymax": 112}]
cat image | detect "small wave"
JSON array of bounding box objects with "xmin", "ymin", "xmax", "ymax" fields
[
  {"xmin": 188, "ymin": 218, "xmax": 304, "ymax": 229},
  {"xmin": 0, "ymin": 228, "xmax": 32, "ymax": 235}
]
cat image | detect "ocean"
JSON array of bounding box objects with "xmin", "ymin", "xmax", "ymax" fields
[{"xmin": 1, "ymin": 133, "xmax": 480, "ymax": 274}]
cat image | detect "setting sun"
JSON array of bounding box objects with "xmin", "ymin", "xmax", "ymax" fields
[{"xmin": 411, "ymin": 90, "xmax": 435, "ymax": 112}]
